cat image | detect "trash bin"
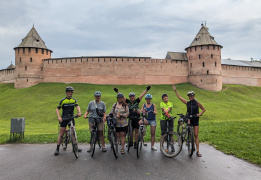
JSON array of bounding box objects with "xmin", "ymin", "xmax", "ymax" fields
[{"xmin": 10, "ymin": 118, "xmax": 25, "ymax": 140}]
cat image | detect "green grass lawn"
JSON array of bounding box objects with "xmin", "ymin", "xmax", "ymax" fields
[{"xmin": 0, "ymin": 83, "xmax": 261, "ymax": 165}]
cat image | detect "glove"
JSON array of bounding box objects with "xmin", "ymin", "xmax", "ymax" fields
[
  {"xmin": 146, "ymin": 85, "xmax": 151, "ymax": 91},
  {"xmin": 165, "ymin": 112, "xmax": 171, "ymax": 118},
  {"xmin": 113, "ymin": 87, "xmax": 119, "ymax": 93}
]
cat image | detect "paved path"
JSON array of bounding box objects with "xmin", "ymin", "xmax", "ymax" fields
[{"xmin": 0, "ymin": 143, "xmax": 260, "ymax": 180}]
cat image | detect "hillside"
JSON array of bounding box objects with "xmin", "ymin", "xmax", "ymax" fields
[{"xmin": 0, "ymin": 83, "xmax": 261, "ymax": 164}]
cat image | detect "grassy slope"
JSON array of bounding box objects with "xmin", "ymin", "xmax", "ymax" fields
[{"xmin": 0, "ymin": 83, "xmax": 260, "ymax": 164}]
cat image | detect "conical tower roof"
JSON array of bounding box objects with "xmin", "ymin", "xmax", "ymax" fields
[
  {"xmin": 15, "ymin": 26, "xmax": 51, "ymax": 50},
  {"xmin": 6, "ymin": 63, "xmax": 15, "ymax": 69},
  {"xmin": 185, "ymin": 25, "xmax": 222, "ymax": 50}
]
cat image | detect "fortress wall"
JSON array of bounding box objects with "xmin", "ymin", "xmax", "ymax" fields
[
  {"xmin": 0, "ymin": 69, "xmax": 15, "ymax": 83},
  {"xmin": 42, "ymin": 57, "xmax": 189, "ymax": 85},
  {"xmin": 222, "ymin": 65, "xmax": 261, "ymax": 86}
]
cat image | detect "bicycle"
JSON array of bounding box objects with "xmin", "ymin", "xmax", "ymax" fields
[
  {"xmin": 177, "ymin": 114, "xmax": 197, "ymax": 157},
  {"xmin": 160, "ymin": 115, "xmax": 182, "ymax": 158},
  {"xmin": 106, "ymin": 113, "xmax": 118, "ymax": 158},
  {"xmin": 137, "ymin": 112, "xmax": 148, "ymax": 158},
  {"xmin": 89, "ymin": 118, "xmax": 102, "ymax": 157},
  {"xmin": 61, "ymin": 114, "xmax": 81, "ymax": 159}
]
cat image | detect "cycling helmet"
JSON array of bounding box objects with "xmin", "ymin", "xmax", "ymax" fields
[
  {"xmin": 129, "ymin": 92, "xmax": 135, "ymax": 97},
  {"xmin": 145, "ymin": 94, "xmax": 152, "ymax": 99},
  {"xmin": 187, "ymin": 91, "xmax": 195, "ymax": 96},
  {"xmin": 65, "ymin": 86, "xmax": 74, "ymax": 92},
  {"xmin": 94, "ymin": 91, "xmax": 101, "ymax": 96},
  {"xmin": 117, "ymin": 93, "xmax": 124, "ymax": 98},
  {"xmin": 161, "ymin": 93, "xmax": 168, "ymax": 99}
]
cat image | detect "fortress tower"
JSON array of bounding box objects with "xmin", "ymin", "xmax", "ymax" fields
[
  {"xmin": 185, "ymin": 24, "xmax": 223, "ymax": 91},
  {"xmin": 14, "ymin": 26, "xmax": 52, "ymax": 88}
]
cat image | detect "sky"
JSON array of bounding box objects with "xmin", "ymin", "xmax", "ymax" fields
[{"xmin": 0, "ymin": 0, "xmax": 260, "ymax": 69}]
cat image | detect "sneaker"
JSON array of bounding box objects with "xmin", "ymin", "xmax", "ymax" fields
[
  {"xmin": 78, "ymin": 148, "xmax": 82, "ymax": 152},
  {"xmin": 134, "ymin": 142, "xmax": 137, "ymax": 149},
  {"xmin": 151, "ymin": 146, "xmax": 157, "ymax": 151},
  {"xmin": 87, "ymin": 148, "xmax": 92, "ymax": 153},
  {"xmin": 54, "ymin": 149, "xmax": 59, "ymax": 155},
  {"xmin": 102, "ymin": 147, "xmax": 107, "ymax": 152}
]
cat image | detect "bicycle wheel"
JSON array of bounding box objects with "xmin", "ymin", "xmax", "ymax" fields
[
  {"xmin": 160, "ymin": 132, "xmax": 182, "ymax": 158},
  {"xmin": 110, "ymin": 132, "xmax": 118, "ymax": 158},
  {"xmin": 71, "ymin": 131, "xmax": 79, "ymax": 158},
  {"xmin": 187, "ymin": 127, "xmax": 194, "ymax": 157},
  {"xmin": 90, "ymin": 131, "xmax": 97, "ymax": 157},
  {"xmin": 137, "ymin": 129, "xmax": 143, "ymax": 158},
  {"xmin": 62, "ymin": 131, "xmax": 68, "ymax": 150},
  {"xmin": 177, "ymin": 123, "xmax": 185, "ymax": 144},
  {"xmin": 127, "ymin": 125, "xmax": 133, "ymax": 152}
]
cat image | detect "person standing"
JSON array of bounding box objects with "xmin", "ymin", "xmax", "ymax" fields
[
  {"xmin": 84, "ymin": 91, "xmax": 107, "ymax": 152},
  {"xmin": 172, "ymin": 84, "xmax": 206, "ymax": 157},
  {"xmin": 54, "ymin": 86, "xmax": 82, "ymax": 155}
]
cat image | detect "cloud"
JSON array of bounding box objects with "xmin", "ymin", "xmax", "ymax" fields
[{"xmin": 0, "ymin": 0, "xmax": 261, "ymax": 69}]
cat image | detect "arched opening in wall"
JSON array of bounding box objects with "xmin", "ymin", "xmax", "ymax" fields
[
  {"xmin": 195, "ymin": 46, "xmax": 196, "ymax": 51},
  {"xmin": 30, "ymin": 58, "xmax": 32, "ymax": 62},
  {"xmin": 27, "ymin": 79, "xmax": 28, "ymax": 82},
  {"xmin": 211, "ymin": 54, "xmax": 213, "ymax": 58},
  {"xmin": 81, "ymin": 58, "xmax": 82, "ymax": 63},
  {"xmin": 207, "ymin": 45, "xmax": 209, "ymax": 50},
  {"xmin": 23, "ymin": 48, "xmax": 25, "ymax": 53},
  {"xmin": 201, "ymin": 45, "xmax": 203, "ymax": 50},
  {"xmin": 42, "ymin": 49, "xmax": 44, "ymax": 54},
  {"xmin": 207, "ymin": 70, "xmax": 209, "ymax": 75},
  {"xmin": 202, "ymin": 62, "xmax": 205, "ymax": 67},
  {"xmin": 36, "ymin": 48, "xmax": 38, "ymax": 53},
  {"xmin": 201, "ymin": 79, "xmax": 202, "ymax": 82},
  {"xmin": 20, "ymin": 58, "xmax": 21, "ymax": 62},
  {"xmin": 28, "ymin": 48, "xmax": 31, "ymax": 53},
  {"xmin": 25, "ymin": 66, "xmax": 27, "ymax": 70},
  {"xmin": 215, "ymin": 62, "xmax": 217, "ymax": 67},
  {"xmin": 213, "ymin": 45, "xmax": 215, "ymax": 50},
  {"xmin": 199, "ymin": 55, "xmax": 201, "ymax": 59},
  {"xmin": 190, "ymin": 63, "xmax": 192, "ymax": 68}
]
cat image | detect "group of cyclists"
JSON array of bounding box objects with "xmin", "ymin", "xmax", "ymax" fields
[{"xmin": 54, "ymin": 84, "xmax": 205, "ymax": 157}]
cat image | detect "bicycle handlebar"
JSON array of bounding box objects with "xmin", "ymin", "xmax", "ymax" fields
[{"xmin": 62, "ymin": 114, "xmax": 82, "ymax": 121}]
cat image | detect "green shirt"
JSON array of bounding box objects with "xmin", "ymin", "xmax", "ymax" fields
[{"xmin": 160, "ymin": 101, "xmax": 173, "ymax": 120}]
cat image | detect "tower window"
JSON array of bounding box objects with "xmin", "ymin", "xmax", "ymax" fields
[
  {"xmin": 207, "ymin": 45, "xmax": 209, "ymax": 50},
  {"xmin": 211, "ymin": 54, "xmax": 213, "ymax": 58},
  {"xmin": 207, "ymin": 70, "xmax": 209, "ymax": 74},
  {"xmin": 36, "ymin": 48, "xmax": 38, "ymax": 53},
  {"xmin": 203, "ymin": 62, "xmax": 205, "ymax": 67},
  {"xmin": 199, "ymin": 55, "xmax": 201, "ymax": 59},
  {"xmin": 30, "ymin": 58, "xmax": 32, "ymax": 62},
  {"xmin": 215, "ymin": 62, "xmax": 217, "ymax": 67},
  {"xmin": 213, "ymin": 46, "xmax": 215, "ymax": 50},
  {"xmin": 23, "ymin": 48, "xmax": 25, "ymax": 53},
  {"xmin": 190, "ymin": 63, "xmax": 192, "ymax": 68},
  {"xmin": 42, "ymin": 49, "xmax": 44, "ymax": 54},
  {"xmin": 201, "ymin": 46, "xmax": 203, "ymax": 50},
  {"xmin": 25, "ymin": 66, "xmax": 27, "ymax": 70},
  {"xmin": 47, "ymin": 50, "xmax": 48, "ymax": 55},
  {"xmin": 20, "ymin": 58, "xmax": 21, "ymax": 62},
  {"xmin": 28, "ymin": 48, "xmax": 31, "ymax": 53},
  {"xmin": 195, "ymin": 46, "xmax": 197, "ymax": 51},
  {"xmin": 18, "ymin": 48, "xmax": 20, "ymax": 54}
]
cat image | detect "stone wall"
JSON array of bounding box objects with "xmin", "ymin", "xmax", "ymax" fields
[
  {"xmin": 0, "ymin": 69, "xmax": 15, "ymax": 83},
  {"xmin": 42, "ymin": 57, "xmax": 189, "ymax": 85},
  {"xmin": 222, "ymin": 65, "xmax": 261, "ymax": 86}
]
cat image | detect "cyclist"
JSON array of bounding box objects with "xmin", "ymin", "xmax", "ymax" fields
[
  {"xmin": 84, "ymin": 91, "xmax": 107, "ymax": 152},
  {"xmin": 160, "ymin": 93, "xmax": 175, "ymax": 152},
  {"xmin": 172, "ymin": 84, "xmax": 206, "ymax": 157},
  {"xmin": 109, "ymin": 93, "xmax": 129, "ymax": 154},
  {"xmin": 140, "ymin": 94, "xmax": 157, "ymax": 151},
  {"xmin": 54, "ymin": 86, "xmax": 82, "ymax": 156},
  {"xmin": 113, "ymin": 85, "xmax": 151, "ymax": 149}
]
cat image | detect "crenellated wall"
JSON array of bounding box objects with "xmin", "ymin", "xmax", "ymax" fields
[
  {"xmin": 222, "ymin": 65, "xmax": 261, "ymax": 86},
  {"xmin": 42, "ymin": 57, "xmax": 189, "ymax": 85},
  {"xmin": 0, "ymin": 69, "xmax": 16, "ymax": 83}
]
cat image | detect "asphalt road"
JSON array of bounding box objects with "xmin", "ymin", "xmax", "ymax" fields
[{"xmin": 0, "ymin": 143, "xmax": 260, "ymax": 180}]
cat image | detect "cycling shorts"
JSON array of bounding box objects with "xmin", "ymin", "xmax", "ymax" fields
[
  {"xmin": 190, "ymin": 117, "xmax": 199, "ymax": 126},
  {"xmin": 60, "ymin": 119, "xmax": 75, "ymax": 128}
]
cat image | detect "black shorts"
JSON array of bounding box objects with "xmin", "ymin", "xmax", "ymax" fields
[
  {"xmin": 190, "ymin": 117, "xmax": 199, "ymax": 126},
  {"xmin": 130, "ymin": 117, "xmax": 140, "ymax": 129},
  {"xmin": 116, "ymin": 126, "xmax": 128, "ymax": 133},
  {"xmin": 60, "ymin": 119, "xmax": 75, "ymax": 127},
  {"xmin": 160, "ymin": 119, "xmax": 174, "ymax": 135}
]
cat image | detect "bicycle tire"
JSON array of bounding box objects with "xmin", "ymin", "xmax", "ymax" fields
[
  {"xmin": 127, "ymin": 125, "xmax": 133, "ymax": 152},
  {"xmin": 137, "ymin": 129, "xmax": 143, "ymax": 158},
  {"xmin": 187, "ymin": 127, "xmax": 194, "ymax": 157},
  {"xmin": 62, "ymin": 132, "xmax": 68, "ymax": 150},
  {"xmin": 71, "ymin": 131, "xmax": 79, "ymax": 158},
  {"xmin": 177, "ymin": 123, "xmax": 185, "ymax": 144},
  {"xmin": 90, "ymin": 131, "xmax": 97, "ymax": 157},
  {"xmin": 160, "ymin": 132, "xmax": 182, "ymax": 158},
  {"xmin": 111, "ymin": 132, "xmax": 118, "ymax": 158}
]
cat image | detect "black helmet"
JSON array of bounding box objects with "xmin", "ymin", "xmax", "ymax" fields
[
  {"xmin": 117, "ymin": 93, "xmax": 124, "ymax": 98},
  {"xmin": 129, "ymin": 92, "xmax": 135, "ymax": 97},
  {"xmin": 65, "ymin": 86, "xmax": 74, "ymax": 92},
  {"xmin": 94, "ymin": 91, "xmax": 101, "ymax": 96},
  {"xmin": 162, "ymin": 93, "xmax": 168, "ymax": 99},
  {"xmin": 187, "ymin": 91, "xmax": 195, "ymax": 96}
]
